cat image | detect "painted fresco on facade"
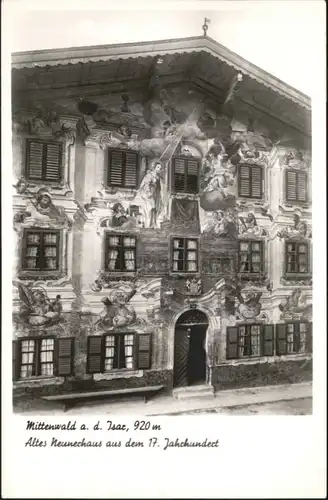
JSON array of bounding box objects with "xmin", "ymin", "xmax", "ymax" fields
[{"xmin": 11, "ymin": 34, "xmax": 312, "ymax": 412}]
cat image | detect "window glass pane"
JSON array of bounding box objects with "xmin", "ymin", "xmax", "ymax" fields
[
  {"xmin": 299, "ymin": 323, "xmax": 307, "ymax": 332},
  {"xmin": 27, "ymin": 233, "xmax": 40, "ymax": 244},
  {"xmin": 173, "ymin": 251, "xmax": 180, "ymax": 260},
  {"xmin": 21, "ymin": 340, "xmax": 35, "ymax": 352},
  {"xmin": 26, "ymin": 259, "xmax": 37, "ymax": 269},
  {"xmin": 251, "ymin": 325, "xmax": 260, "ymax": 334},
  {"xmin": 287, "ymin": 244, "xmax": 295, "ymax": 252},
  {"xmin": 26, "ymin": 247, "xmax": 38, "ymax": 257},
  {"xmin": 287, "ymin": 324, "xmax": 294, "ymax": 332},
  {"xmin": 20, "ymin": 365, "xmax": 33, "ymax": 378},
  {"xmin": 41, "ymin": 364, "xmax": 54, "ymax": 376},
  {"xmin": 105, "ymin": 336, "xmax": 115, "ymax": 346},
  {"xmin": 173, "ymin": 239, "xmax": 184, "ymax": 248},
  {"xmin": 252, "ymin": 264, "xmax": 261, "ymax": 272},
  {"xmin": 187, "ymin": 240, "xmax": 197, "ymax": 250},
  {"xmin": 299, "ymin": 244, "xmax": 307, "ymax": 253},
  {"xmin": 187, "ymin": 251, "xmax": 197, "ymax": 261},
  {"xmin": 240, "ymin": 242, "xmax": 249, "ymax": 252},
  {"xmin": 123, "ymin": 236, "xmax": 135, "ymax": 247},
  {"xmin": 187, "ymin": 262, "xmax": 197, "ymax": 271},
  {"xmin": 44, "ymin": 233, "xmax": 57, "ymax": 245},
  {"xmin": 252, "ymin": 242, "xmax": 260, "ymax": 251},
  {"xmin": 109, "ymin": 236, "xmax": 120, "ymax": 247}
]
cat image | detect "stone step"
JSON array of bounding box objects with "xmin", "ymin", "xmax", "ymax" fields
[{"xmin": 173, "ymin": 385, "xmax": 215, "ymax": 400}]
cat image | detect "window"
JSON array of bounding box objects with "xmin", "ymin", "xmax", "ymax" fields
[
  {"xmin": 285, "ymin": 242, "xmax": 309, "ymax": 274},
  {"xmin": 107, "ymin": 149, "xmax": 139, "ymax": 188},
  {"xmin": 26, "ymin": 139, "xmax": 62, "ymax": 182},
  {"xmin": 276, "ymin": 323, "xmax": 312, "ymax": 355},
  {"xmin": 238, "ymin": 165, "xmax": 263, "ymax": 198},
  {"xmin": 87, "ymin": 333, "xmax": 152, "ymax": 373},
  {"xmin": 171, "ymin": 156, "xmax": 199, "ymax": 194},
  {"xmin": 226, "ymin": 324, "xmax": 274, "ymax": 359},
  {"xmin": 12, "ymin": 338, "xmax": 74, "ymax": 380},
  {"xmin": 285, "ymin": 170, "xmax": 308, "ymax": 203},
  {"xmin": 239, "ymin": 240, "xmax": 263, "ymax": 274},
  {"xmin": 22, "ymin": 230, "xmax": 60, "ymax": 271},
  {"xmin": 105, "ymin": 234, "xmax": 136, "ymax": 272},
  {"xmin": 172, "ymin": 238, "xmax": 198, "ymax": 272}
]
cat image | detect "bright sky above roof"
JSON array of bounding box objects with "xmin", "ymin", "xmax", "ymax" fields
[{"xmin": 6, "ymin": 0, "xmax": 325, "ymax": 97}]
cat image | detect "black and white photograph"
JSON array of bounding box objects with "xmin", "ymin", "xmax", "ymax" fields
[{"xmin": 2, "ymin": 0, "xmax": 326, "ymax": 498}]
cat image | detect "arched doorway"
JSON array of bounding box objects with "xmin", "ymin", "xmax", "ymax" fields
[{"xmin": 173, "ymin": 309, "xmax": 209, "ymax": 388}]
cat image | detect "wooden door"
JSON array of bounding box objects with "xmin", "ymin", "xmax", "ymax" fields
[{"xmin": 173, "ymin": 327, "xmax": 190, "ymax": 387}]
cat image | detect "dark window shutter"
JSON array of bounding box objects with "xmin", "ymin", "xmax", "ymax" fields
[
  {"xmin": 239, "ymin": 166, "xmax": 250, "ymax": 197},
  {"xmin": 87, "ymin": 336, "xmax": 103, "ymax": 374},
  {"xmin": 262, "ymin": 325, "xmax": 274, "ymax": 356},
  {"xmin": 26, "ymin": 141, "xmax": 43, "ymax": 180},
  {"xmin": 12, "ymin": 340, "xmax": 19, "ymax": 381},
  {"xmin": 306, "ymin": 323, "xmax": 312, "ymax": 353},
  {"xmin": 137, "ymin": 334, "xmax": 152, "ymax": 370},
  {"xmin": 44, "ymin": 143, "xmax": 62, "ymax": 181},
  {"xmin": 276, "ymin": 324, "xmax": 287, "ymax": 355},
  {"xmin": 56, "ymin": 338, "xmax": 74, "ymax": 376},
  {"xmin": 186, "ymin": 159, "xmax": 199, "ymax": 193},
  {"xmin": 297, "ymin": 171, "xmax": 307, "ymax": 202},
  {"xmin": 286, "ymin": 171, "xmax": 297, "ymax": 201},
  {"xmin": 226, "ymin": 327, "xmax": 238, "ymax": 360},
  {"xmin": 251, "ymin": 166, "xmax": 262, "ymax": 198},
  {"xmin": 124, "ymin": 152, "xmax": 138, "ymax": 187},
  {"xmin": 108, "ymin": 150, "xmax": 124, "ymax": 186},
  {"xmin": 26, "ymin": 140, "xmax": 62, "ymax": 182},
  {"xmin": 172, "ymin": 157, "xmax": 186, "ymax": 192}
]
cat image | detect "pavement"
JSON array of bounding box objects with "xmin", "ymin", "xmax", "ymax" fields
[{"xmin": 17, "ymin": 381, "xmax": 312, "ymax": 415}]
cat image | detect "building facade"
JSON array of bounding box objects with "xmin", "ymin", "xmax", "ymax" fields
[{"xmin": 11, "ymin": 36, "xmax": 312, "ymax": 410}]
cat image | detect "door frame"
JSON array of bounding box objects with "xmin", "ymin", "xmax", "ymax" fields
[{"xmin": 172, "ymin": 308, "xmax": 213, "ymax": 387}]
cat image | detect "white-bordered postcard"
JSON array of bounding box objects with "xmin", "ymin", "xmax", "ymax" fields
[{"xmin": 2, "ymin": 1, "xmax": 326, "ymax": 498}]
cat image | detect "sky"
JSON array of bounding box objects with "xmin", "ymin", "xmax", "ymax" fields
[{"xmin": 5, "ymin": 0, "xmax": 325, "ymax": 97}]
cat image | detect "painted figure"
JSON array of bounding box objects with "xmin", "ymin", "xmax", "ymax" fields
[
  {"xmin": 200, "ymin": 170, "xmax": 235, "ymax": 211},
  {"xmin": 204, "ymin": 210, "xmax": 230, "ymax": 236},
  {"xmin": 13, "ymin": 281, "xmax": 62, "ymax": 326},
  {"xmin": 278, "ymin": 214, "xmax": 309, "ymax": 239},
  {"xmin": 239, "ymin": 213, "xmax": 261, "ymax": 236},
  {"xmin": 96, "ymin": 286, "xmax": 137, "ymax": 330},
  {"xmin": 139, "ymin": 161, "xmax": 164, "ymax": 228},
  {"xmin": 25, "ymin": 191, "xmax": 68, "ymax": 225},
  {"xmin": 236, "ymin": 289, "xmax": 262, "ymax": 319}
]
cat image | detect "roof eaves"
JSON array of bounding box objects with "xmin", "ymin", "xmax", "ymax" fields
[{"xmin": 11, "ymin": 35, "xmax": 311, "ymax": 110}]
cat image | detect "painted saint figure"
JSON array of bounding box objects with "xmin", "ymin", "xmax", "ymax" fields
[
  {"xmin": 13, "ymin": 281, "xmax": 62, "ymax": 326},
  {"xmin": 239, "ymin": 213, "xmax": 261, "ymax": 237},
  {"xmin": 96, "ymin": 286, "xmax": 137, "ymax": 330},
  {"xmin": 278, "ymin": 214, "xmax": 309, "ymax": 239},
  {"xmin": 139, "ymin": 161, "xmax": 164, "ymax": 228}
]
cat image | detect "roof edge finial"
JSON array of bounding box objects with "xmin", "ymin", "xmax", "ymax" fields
[{"xmin": 202, "ymin": 17, "xmax": 211, "ymax": 37}]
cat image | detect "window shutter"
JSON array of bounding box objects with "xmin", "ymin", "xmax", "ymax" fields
[
  {"xmin": 297, "ymin": 172, "xmax": 307, "ymax": 202},
  {"xmin": 45, "ymin": 143, "xmax": 62, "ymax": 181},
  {"xmin": 239, "ymin": 166, "xmax": 250, "ymax": 197},
  {"xmin": 306, "ymin": 323, "xmax": 312, "ymax": 353},
  {"xmin": 226, "ymin": 327, "xmax": 238, "ymax": 360},
  {"xmin": 108, "ymin": 150, "xmax": 124, "ymax": 186},
  {"xmin": 26, "ymin": 141, "xmax": 44, "ymax": 180},
  {"xmin": 56, "ymin": 338, "xmax": 74, "ymax": 376},
  {"xmin": 251, "ymin": 166, "xmax": 262, "ymax": 198},
  {"xmin": 262, "ymin": 325, "xmax": 274, "ymax": 356},
  {"xmin": 124, "ymin": 152, "xmax": 138, "ymax": 187},
  {"xmin": 26, "ymin": 140, "xmax": 62, "ymax": 182},
  {"xmin": 286, "ymin": 171, "xmax": 297, "ymax": 201},
  {"xmin": 12, "ymin": 340, "xmax": 19, "ymax": 381},
  {"xmin": 172, "ymin": 158, "xmax": 186, "ymax": 192},
  {"xmin": 87, "ymin": 336, "xmax": 103, "ymax": 374},
  {"xmin": 186, "ymin": 159, "xmax": 199, "ymax": 193},
  {"xmin": 276, "ymin": 324, "xmax": 287, "ymax": 355},
  {"xmin": 137, "ymin": 334, "xmax": 152, "ymax": 370}
]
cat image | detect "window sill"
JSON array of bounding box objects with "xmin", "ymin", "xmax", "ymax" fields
[
  {"xmin": 93, "ymin": 370, "xmax": 143, "ymax": 381},
  {"xmin": 220, "ymin": 353, "xmax": 312, "ymax": 366},
  {"xmin": 14, "ymin": 376, "xmax": 64, "ymax": 387},
  {"xmin": 18, "ymin": 270, "xmax": 65, "ymax": 281},
  {"xmin": 284, "ymin": 273, "xmax": 312, "ymax": 281}
]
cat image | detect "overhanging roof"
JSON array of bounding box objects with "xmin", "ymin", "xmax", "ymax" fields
[{"xmin": 11, "ymin": 36, "xmax": 310, "ymax": 108}]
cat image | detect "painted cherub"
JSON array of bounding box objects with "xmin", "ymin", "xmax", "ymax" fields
[{"xmin": 13, "ymin": 281, "xmax": 62, "ymax": 327}]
